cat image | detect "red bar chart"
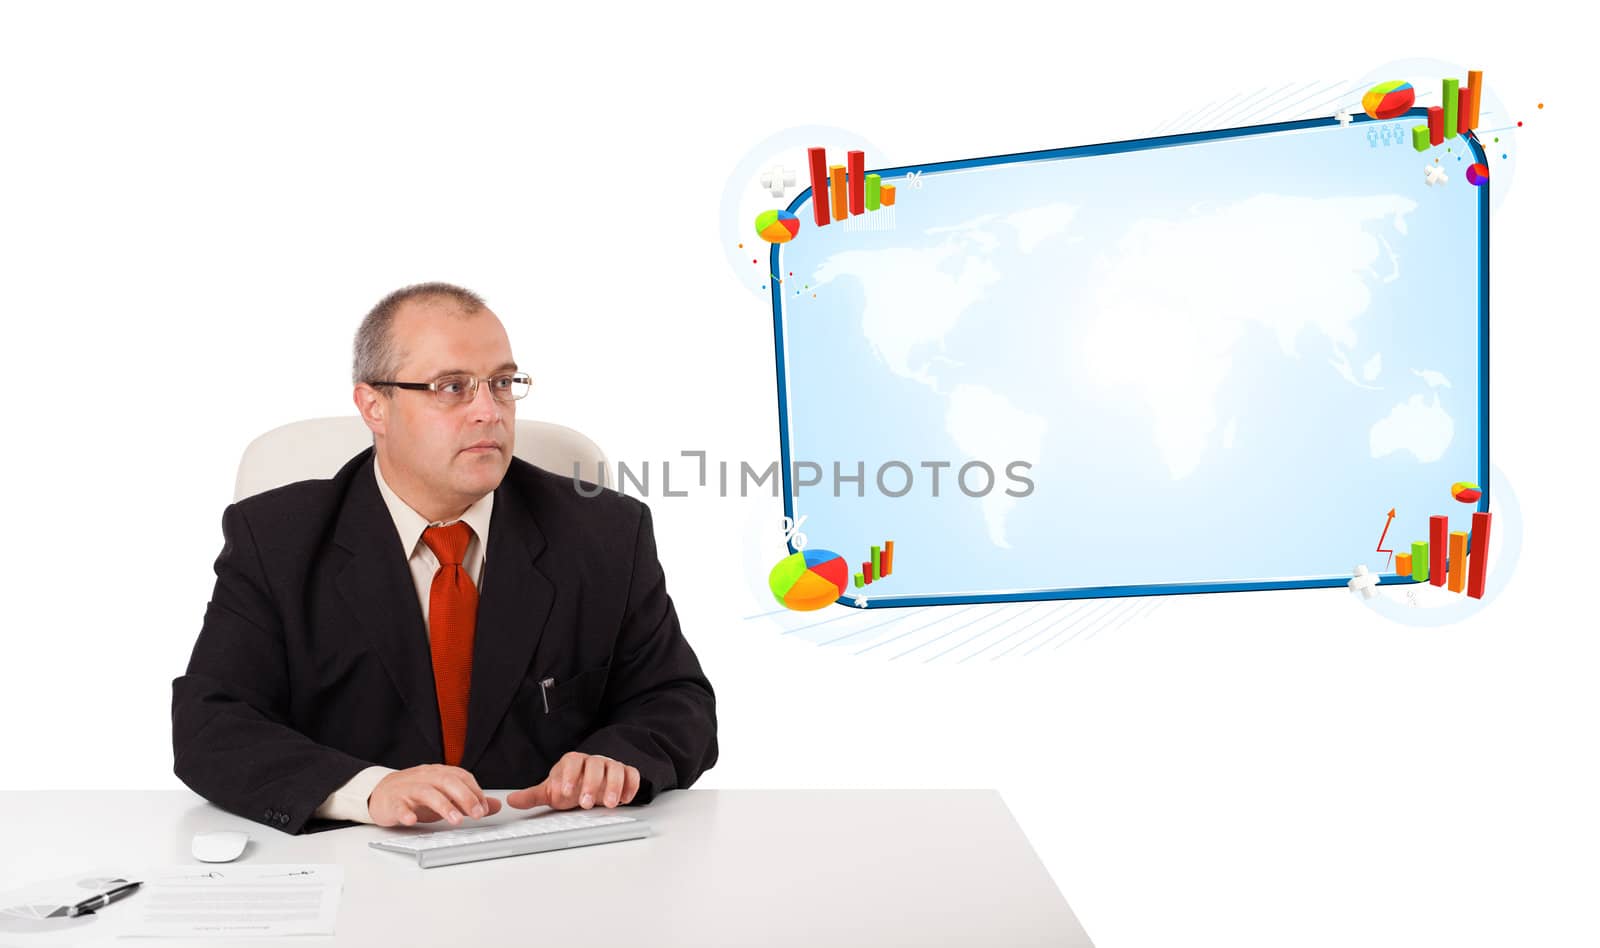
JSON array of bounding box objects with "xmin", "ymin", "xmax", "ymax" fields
[
  {"xmin": 806, "ymin": 146, "xmax": 897, "ymax": 228},
  {"xmin": 807, "ymin": 147, "xmax": 830, "ymax": 227},
  {"xmin": 1399, "ymin": 511, "xmax": 1492, "ymax": 600},
  {"xmin": 1429, "ymin": 515, "xmax": 1446, "ymax": 587},
  {"xmin": 854, "ymin": 539, "xmax": 897, "ymax": 588},
  {"xmin": 1466, "ymin": 512, "xmax": 1491, "ymax": 599},
  {"xmin": 847, "ymin": 150, "xmax": 865, "ymax": 215},
  {"xmin": 1410, "ymin": 69, "xmax": 1485, "ymax": 153}
]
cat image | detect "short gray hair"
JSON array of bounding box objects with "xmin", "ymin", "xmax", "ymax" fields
[{"xmin": 352, "ymin": 282, "xmax": 487, "ymax": 388}]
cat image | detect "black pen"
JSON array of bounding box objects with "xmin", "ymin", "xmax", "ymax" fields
[{"xmin": 48, "ymin": 881, "xmax": 142, "ymax": 918}]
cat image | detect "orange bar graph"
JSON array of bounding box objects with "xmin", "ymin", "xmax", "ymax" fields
[
  {"xmin": 883, "ymin": 540, "xmax": 894, "ymax": 577},
  {"xmin": 829, "ymin": 165, "xmax": 848, "ymax": 221},
  {"xmin": 881, "ymin": 183, "xmax": 896, "ymax": 206},
  {"xmin": 1447, "ymin": 531, "xmax": 1468, "ymax": 593},
  {"xmin": 1396, "ymin": 552, "xmax": 1412, "ymax": 575},
  {"xmin": 1467, "ymin": 69, "xmax": 1483, "ymax": 128}
]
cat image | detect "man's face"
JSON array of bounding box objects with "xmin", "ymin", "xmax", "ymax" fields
[{"xmin": 361, "ymin": 297, "xmax": 518, "ymax": 516}]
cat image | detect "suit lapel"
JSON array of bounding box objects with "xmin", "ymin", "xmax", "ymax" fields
[
  {"xmin": 460, "ymin": 476, "xmax": 554, "ymax": 771},
  {"xmin": 333, "ymin": 451, "xmax": 444, "ymax": 760}
]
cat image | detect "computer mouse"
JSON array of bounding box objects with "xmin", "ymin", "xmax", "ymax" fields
[{"xmin": 191, "ymin": 830, "xmax": 250, "ymax": 863}]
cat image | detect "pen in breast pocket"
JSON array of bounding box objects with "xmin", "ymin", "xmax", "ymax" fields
[{"xmin": 539, "ymin": 677, "xmax": 555, "ymax": 713}]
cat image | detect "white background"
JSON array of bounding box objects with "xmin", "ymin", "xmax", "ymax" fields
[{"xmin": 2, "ymin": 4, "xmax": 1596, "ymax": 946}]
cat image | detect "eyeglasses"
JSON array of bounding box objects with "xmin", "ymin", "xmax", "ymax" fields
[{"xmin": 369, "ymin": 372, "xmax": 532, "ymax": 406}]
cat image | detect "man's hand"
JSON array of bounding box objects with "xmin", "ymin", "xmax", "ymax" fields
[
  {"xmin": 368, "ymin": 764, "xmax": 502, "ymax": 827},
  {"xmin": 506, "ymin": 752, "xmax": 641, "ymax": 811}
]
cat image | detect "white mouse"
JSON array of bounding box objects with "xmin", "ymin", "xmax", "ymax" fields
[{"xmin": 192, "ymin": 831, "xmax": 250, "ymax": 863}]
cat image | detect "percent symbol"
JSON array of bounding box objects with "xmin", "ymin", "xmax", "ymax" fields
[{"xmin": 781, "ymin": 515, "xmax": 808, "ymax": 550}]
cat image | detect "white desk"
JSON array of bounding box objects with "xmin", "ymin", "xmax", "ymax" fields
[{"xmin": 0, "ymin": 789, "xmax": 1093, "ymax": 947}]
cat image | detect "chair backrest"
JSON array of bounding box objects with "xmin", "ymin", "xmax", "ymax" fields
[{"xmin": 234, "ymin": 416, "xmax": 608, "ymax": 501}]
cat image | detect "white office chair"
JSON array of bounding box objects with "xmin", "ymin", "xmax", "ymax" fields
[{"xmin": 234, "ymin": 416, "xmax": 609, "ymax": 501}]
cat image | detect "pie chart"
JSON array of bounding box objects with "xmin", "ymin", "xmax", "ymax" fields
[
  {"xmin": 0, "ymin": 904, "xmax": 98, "ymax": 934},
  {"xmin": 1362, "ymin": 80, "xmax": 1415, "ymax": 120},
  {"xmin": 755, "ymin": 209, "xmax": 800, "ymax": 244},
  {"xmin": 768, "ymin": 549, "xmax": 849, "ymax": 611}
]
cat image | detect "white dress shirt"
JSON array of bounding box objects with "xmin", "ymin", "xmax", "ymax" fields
[{"xmin": 312, "ymin": 456, "xmax": 494, "ymax": 823}]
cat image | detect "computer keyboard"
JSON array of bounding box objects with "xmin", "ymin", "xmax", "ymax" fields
[{"xmin": 369, "ymin": 810, "xmax": 651, "ymax": 868}]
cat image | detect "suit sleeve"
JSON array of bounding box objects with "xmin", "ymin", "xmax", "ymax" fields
[
  {"xmin": 576, "ymin": 503, "xmax": 718, "ymax": 802},
  {"xmin": 172, "ymin": 502, "xmax": 374, "ymax": 834}
]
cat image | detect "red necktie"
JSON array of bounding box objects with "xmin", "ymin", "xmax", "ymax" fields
[{"xmin": 422, "ymin": 522, "xmax": 477, "ymax": 766}]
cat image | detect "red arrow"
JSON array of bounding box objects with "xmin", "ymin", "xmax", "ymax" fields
[{"xmin": 1375, "ymin": 508, "xmax": 1396, "ymax": 569}]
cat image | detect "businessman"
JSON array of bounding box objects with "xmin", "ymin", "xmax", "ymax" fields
[{"xmin": 172, "ymin": 282, "xmax": 718, "ymax": 833}]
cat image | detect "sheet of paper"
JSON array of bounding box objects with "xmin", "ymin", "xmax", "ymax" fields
[{"xmin": 119, "ymin": 865, "xmax": 343, "ymax": 938}]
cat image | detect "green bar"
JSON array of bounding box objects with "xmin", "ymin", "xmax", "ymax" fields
[
  {"xmin": 1411, "ymin": 541, "xmax": 1429, "ymax": 582},
  {"xmin": 871, "ymin": 545, "xmax": 881, "ymax": 577},
  {"xmin": 1442, "ymin": 79, "xmax": 1459, "ymax": 139},
  {"xmin": 1412, "ymin": 125, "xmax": 1430, "ymax": 152},
  {"xmin": 853, "ymin": 573, "xmax": 864, "ymax": 588},
  {"xmin": 865, "ymin": 174, "xmax": 881, "ymax": 211}
]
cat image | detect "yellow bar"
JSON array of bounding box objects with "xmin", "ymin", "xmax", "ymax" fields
[
  {"xmin": 1395, "ymin": 552, "xmax": 1412, "ymax": 576},
  {"xmin": 881, "ymin": 183, "xmax": 896, "ymax": 207},
  {"xmin": 1448, "ymin": 531, "xmax": 1468, "ymax": 593},
  {"xmin": 1467, "ymin": 69, "xmax": 1483, "ymax": 128},
  {"xmin": 829, "ymin": 165, "xmax": 848, "ymax": 221}
]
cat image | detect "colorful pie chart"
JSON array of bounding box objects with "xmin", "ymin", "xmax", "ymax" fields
[
  {"xmin": 755, "ymin": 209, "xmax": 800, "ymax": 244},
  {"xmin": 1362, "ymin": 80, "xmax": 1415, "ymax": 120},
  {"xmin": 1465, "ymin": 163, "xmax": 1490, "ymax": 187},
  {"xmin": 1451, "ymin": 481, "xmax": 1482, "ymax": 503},
  {"xmin": 768, "ymin": 549, "xmax": 848, "ymax": 611}
]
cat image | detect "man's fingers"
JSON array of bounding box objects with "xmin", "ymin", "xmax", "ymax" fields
[
  {"xmin": 555, "ymin": 754, "xmax": 587, "ymax": 805},
  {"xmin": 371, "ymin": 765, "xmax": 503, "ymax": 827},
  {"xmin": 413, "ymin": 786, "xmax": 463, "ymax": 825},
  {"xmin": 439, "ymin": 775, "xmax": 486, "ymax": 819},
  {"xmin": 447, "ymin": 768, "xmax": 492, "ymax": 813},
  {"xmin": 503, "ymin": 755, "xmax": 635, "ymax": 812},
  {"xmin": 506, "ymin": 782, "xmax": 550, "ymax": 810},
  {"xmin": 579, "ymin": 756, "xmax": 608, "ymax": 809},
  {"xmin": 563, "ymin": 755, "xmax": 588, "ymax": 800},
  {"xmin": 376, "ymin": 794, "xmax": 421, "ymax": 827},
  {"xmin": 602, "ymin": 761, "xmax": 626, "ymax": 808},
  {"xmin": 376, "ymin": 800, "xmax": 415, "ymax": 827}
]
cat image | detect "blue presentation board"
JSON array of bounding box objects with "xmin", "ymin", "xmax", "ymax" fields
[{"xmin": 771, "ymin": 114, "xmax": 1489, "ymax": 607}]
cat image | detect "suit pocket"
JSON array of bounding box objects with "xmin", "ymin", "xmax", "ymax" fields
[{"xmin": 540, "ymin": 662, "xmax": 610, "ymax": 714}]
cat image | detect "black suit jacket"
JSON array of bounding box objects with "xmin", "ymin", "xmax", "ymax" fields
[{"xmin": 172, "ymin": 447, "xmax": 717, "ymax": 834}]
